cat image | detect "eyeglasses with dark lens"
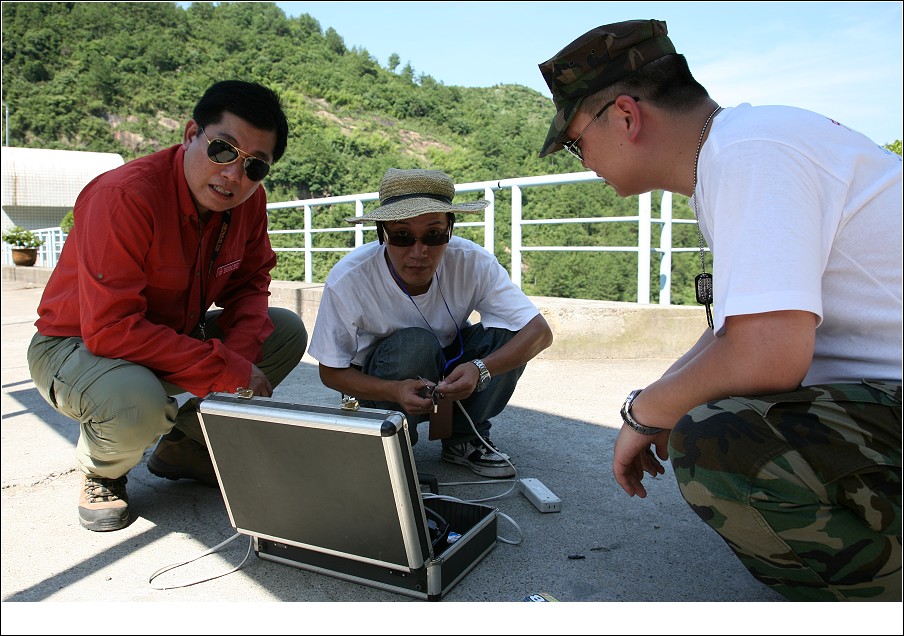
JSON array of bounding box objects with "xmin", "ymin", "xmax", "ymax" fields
[
  {"xmin": 562, "ymin": 96, "xmax": 640, "ymax": 161},
  {"xmin": 199, "ymin": 127, "xmax": 271, "ymax": 181},
  {"xmin": 384, "ymin": 226, "xmax": 452, "ymax": 248}
]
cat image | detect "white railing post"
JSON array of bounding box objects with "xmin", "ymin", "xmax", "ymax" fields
[
  {"xmin": 637, "ymin": 192, "xmax": 651, "ymax": 304},
  {"xmin": 658, "ymin": 191, "xmax": 673, "ymax": 305},
  {"xmin": 510, "ymin": 185, "xmax": 523, "ymax": 287},
  {"xmin": 354, "ymin": 198, "xmax": 365, "ymax": 247},
  {"xmin": 303, "ymin": 204, "xmax": 313, "ymax": 284},
  {"xmin": 483, "ymin": 186, "xmax": 495, "ymax": 255}
]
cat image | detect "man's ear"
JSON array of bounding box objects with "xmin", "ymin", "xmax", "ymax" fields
[
  {"xmin": 183, "ymin": 120, "xmax": 200, "ymax": 149},
  {"xmin": 448, "ymin": 213, "xmax": 456, "ymax": 235},
  {"xmin": 376, "ymin": 222, "xmax": 385, "ymax": 245}
]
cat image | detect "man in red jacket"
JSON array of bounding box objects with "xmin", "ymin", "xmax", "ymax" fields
[{"xmin": 27, "ymin": 80, "xmax": 307, "ymax": 532}]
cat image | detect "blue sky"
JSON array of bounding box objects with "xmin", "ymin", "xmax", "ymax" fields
[{"xmin": 271, "ymin": 1, "xmax": 903, "ymax": 145}]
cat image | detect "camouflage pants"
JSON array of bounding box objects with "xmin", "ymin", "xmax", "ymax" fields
[{"xmin": 669, "ymin": 380, "xmax": 902, "ymax": 601}]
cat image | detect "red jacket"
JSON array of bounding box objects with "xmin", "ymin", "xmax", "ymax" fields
[{"xmin": 35, "ymin": 144, "xmax": 277, "ymax": 396}]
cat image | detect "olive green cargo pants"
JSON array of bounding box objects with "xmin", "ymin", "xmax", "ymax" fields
[{"xmin": 27, "ymin": 308, "xmax": 307, "ymax": 479}]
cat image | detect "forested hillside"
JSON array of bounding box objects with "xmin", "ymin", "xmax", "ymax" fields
[{"xmin": 7, "ymin": 2, "xmax": 896, "ymax": 303}]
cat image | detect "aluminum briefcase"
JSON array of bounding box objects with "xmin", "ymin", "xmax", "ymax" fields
[{"xmin": 197, "ymin": 392, "xmax": 498, "ymax": 601}]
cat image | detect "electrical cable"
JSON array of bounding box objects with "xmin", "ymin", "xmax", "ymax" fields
[
  {"xmin": 444, "ymin": 399, "xmax": 519, "ymax": 503},
  {"xmin": 148, "ymin": 532, "xmax": 252, "ymax": 590}
]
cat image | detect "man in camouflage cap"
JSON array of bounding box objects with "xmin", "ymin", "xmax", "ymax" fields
[
  {"xmin": 538, "ymin": 19, "xmax": 674, "ymax": 158},
  {"xmin": 539, "ymin": 20, "xmax": 902, "ymax": 602}
]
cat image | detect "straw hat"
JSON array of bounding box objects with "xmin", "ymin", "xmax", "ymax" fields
[{"xmin": 347, "ymin": 168, "xmax": 488, "ymax": 223}]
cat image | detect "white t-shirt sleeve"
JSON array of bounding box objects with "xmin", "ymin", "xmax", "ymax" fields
[
  {"xmin": 473, "ymin": 255, "xmax": 539, "ymax": 330},
  {"xmin": 307, "ymin": 284, "xmax": 359, "ymax": 369},
  {"xmin": 443, "ymin": 241, "xmax": 539, "ymax": 331}
]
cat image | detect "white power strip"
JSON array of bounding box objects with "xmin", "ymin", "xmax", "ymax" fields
[{"xmin": 519, "ymin": 478, "xmax": 562, "ymax": 513}]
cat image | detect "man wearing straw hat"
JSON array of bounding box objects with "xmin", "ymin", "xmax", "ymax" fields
[{"xmin": 308, "ymin": 168, "xmax": 553, "ymax": 478}]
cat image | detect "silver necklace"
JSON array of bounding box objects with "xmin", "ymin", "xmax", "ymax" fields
[{"xmin": 691, "ymin": 105, "xmax": 722, "ymax": 330}]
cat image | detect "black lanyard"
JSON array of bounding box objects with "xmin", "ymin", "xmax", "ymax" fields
[{"xmin": 197, "ymin": 211, "xmax": 231, "ymax": 341}]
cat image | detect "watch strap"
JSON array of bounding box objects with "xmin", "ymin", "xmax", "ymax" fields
[
  {"xmin": 621, "ymin": 389, "xmax": 664, "ymax": 435},
  {"xmin": 471, "ymin": 358, "xmax": 491, "ymax": 392}
]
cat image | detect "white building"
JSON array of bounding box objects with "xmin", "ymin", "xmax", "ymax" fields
[{"xmin": 1, "ymin": 146, "xmax": 124, "ymax": 231}]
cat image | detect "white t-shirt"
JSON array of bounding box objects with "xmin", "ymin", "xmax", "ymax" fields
[
  {"xmin": 696, "ymin": 103, "xmax": 903, "ymax": 385},
  {"xmin": 309, "ymin": 236, "xmax": 540, "ymax": 368}
]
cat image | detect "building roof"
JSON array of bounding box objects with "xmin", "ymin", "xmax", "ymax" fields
[{"xmin": 1, "ymin": 146, "xmax": 125, "ymax": 208}]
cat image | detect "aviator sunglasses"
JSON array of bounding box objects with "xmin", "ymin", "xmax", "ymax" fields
[{"xmin": 199, "ymin": 126, "xmax": 271, "ymax": 181}]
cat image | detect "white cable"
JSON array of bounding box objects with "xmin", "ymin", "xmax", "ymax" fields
[
  {"xmin": 149, "ymin": 532, "xmax": 252, "ymax": 590},
  {"xmin": 445, "ymin": 399, "xmax": 519, "ymax": 503},
  {"xmin": 437, "ymin": 478, "xmax": 516, "ymax": 487},
  {"xmin": 493, "ymin": 511, "xmax": 524, "ymax": 545}
]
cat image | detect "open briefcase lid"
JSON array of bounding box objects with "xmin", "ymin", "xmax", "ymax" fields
[{"xmin": 197, "ymin": 392, "xmax": 433, "ymax": 572}]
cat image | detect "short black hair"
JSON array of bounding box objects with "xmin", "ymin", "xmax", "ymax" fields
[{"xmin": 193, "ymin": 80, "xmax": 289, "ymax": 162}]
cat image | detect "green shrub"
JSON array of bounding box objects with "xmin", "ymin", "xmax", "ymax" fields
[
  {"xmin": 60, "ymin": 210, "xmax": 75, "ymax": 234},
  {"xmin": 1, "ymin": 226, "xmax": 44, "ymax": 248}
]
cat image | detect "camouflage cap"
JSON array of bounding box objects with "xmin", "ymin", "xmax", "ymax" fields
[{"xmin": 537, "ymin": 19, "xmax": 676, "ymax": 158}]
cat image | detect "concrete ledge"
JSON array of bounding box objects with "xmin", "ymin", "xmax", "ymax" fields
[
  {"xmin": 1, "ymin": 264, "xmax": 53, "ymax": 287},
  {"xmin": 532, "ymin": 295, "xmax": 701, "ymax": 360},
  {"xmin": 5, "ymin": 266, "xmax": 702, "ymax": 361},
  {"xmin": 272, "ymin": 282, "xmax": 702, "ymax": 360}
]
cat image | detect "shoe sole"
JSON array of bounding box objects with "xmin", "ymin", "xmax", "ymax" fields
[
  {"xmin": 79, "ymin": 508, "xmax": 129, "ymax": 532},
  {"xmin": 441, "ymin": 453, "xmax": 515, "ymax": 479},
  {"xmin": 147, "ymin": 456, "xmax": 218, "ymax": 488}
]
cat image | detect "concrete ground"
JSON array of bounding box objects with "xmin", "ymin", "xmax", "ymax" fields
[{"xmin": 2, "ymin": 277, "xmax": 895, "ymax": 634}]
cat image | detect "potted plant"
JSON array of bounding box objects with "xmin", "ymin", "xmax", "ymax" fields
[{"xmin": 2, "ymin": 226, "xmax": 45, "ymax": 267}]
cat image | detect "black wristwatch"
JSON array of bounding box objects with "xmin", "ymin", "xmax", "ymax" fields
[
  {"xmin": 620, "ymin": 389, "xmax": 664, "ymax": 435},
  {"xmin": 471, "ymin": 359, "xmax": 491, "ymax": 392}
]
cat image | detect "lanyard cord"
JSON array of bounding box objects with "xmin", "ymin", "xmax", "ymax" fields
[
  {"xmin": 196, "ymin": 211, "xmax": 231, "ymax": 341},
  {"xmin": 386, "ymin": 254, "xmax": 464, "ymax": 378}
]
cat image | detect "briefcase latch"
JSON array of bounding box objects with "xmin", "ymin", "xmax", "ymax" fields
[{"xmin": 340, "ymin": 394, "xmax": 360, "ymax": 411}]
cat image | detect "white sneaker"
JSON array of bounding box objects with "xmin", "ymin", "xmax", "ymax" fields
[{"xmin": 441, "ymin": 439, "xmax": 514, "ymax": 478}]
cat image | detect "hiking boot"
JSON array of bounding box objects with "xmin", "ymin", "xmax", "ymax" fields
[
  {"xmin": 441, "ymin": 438, "xmax": 515, "ymax": 479},
  {"xmin": 79, "ymin": 474, "xmax": 130, "ymax": 532},
  {"xmin": 147, "ymin": 429, "xmax": 218, "ymax": 487}
]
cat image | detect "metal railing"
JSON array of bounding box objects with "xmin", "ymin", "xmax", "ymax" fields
[
  {"xmin": 4, "ymin": 171, "xmax": 704, "ymax": 305},
  {"xmin": 267, "ymin": 171, "xmax": 702, "ymax": 305}
]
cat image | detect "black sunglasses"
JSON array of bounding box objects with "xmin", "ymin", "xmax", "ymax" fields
[
  {"xmin": 199, "ymin": 127, "xmax": 271, "ymax": 181},
  {"xmin": 383, "ymin": 225, "xmax": 452, "ymax": 248}
]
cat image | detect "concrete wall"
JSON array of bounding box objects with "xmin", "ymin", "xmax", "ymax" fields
[{"xmin": 5, "ymin": 266, "xmax": 703, "ymax": 361}]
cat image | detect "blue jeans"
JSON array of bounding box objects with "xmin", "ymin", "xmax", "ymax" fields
[{"xmin": 360, "ymin": 325, "xmax": 525, "ymax": 446}]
